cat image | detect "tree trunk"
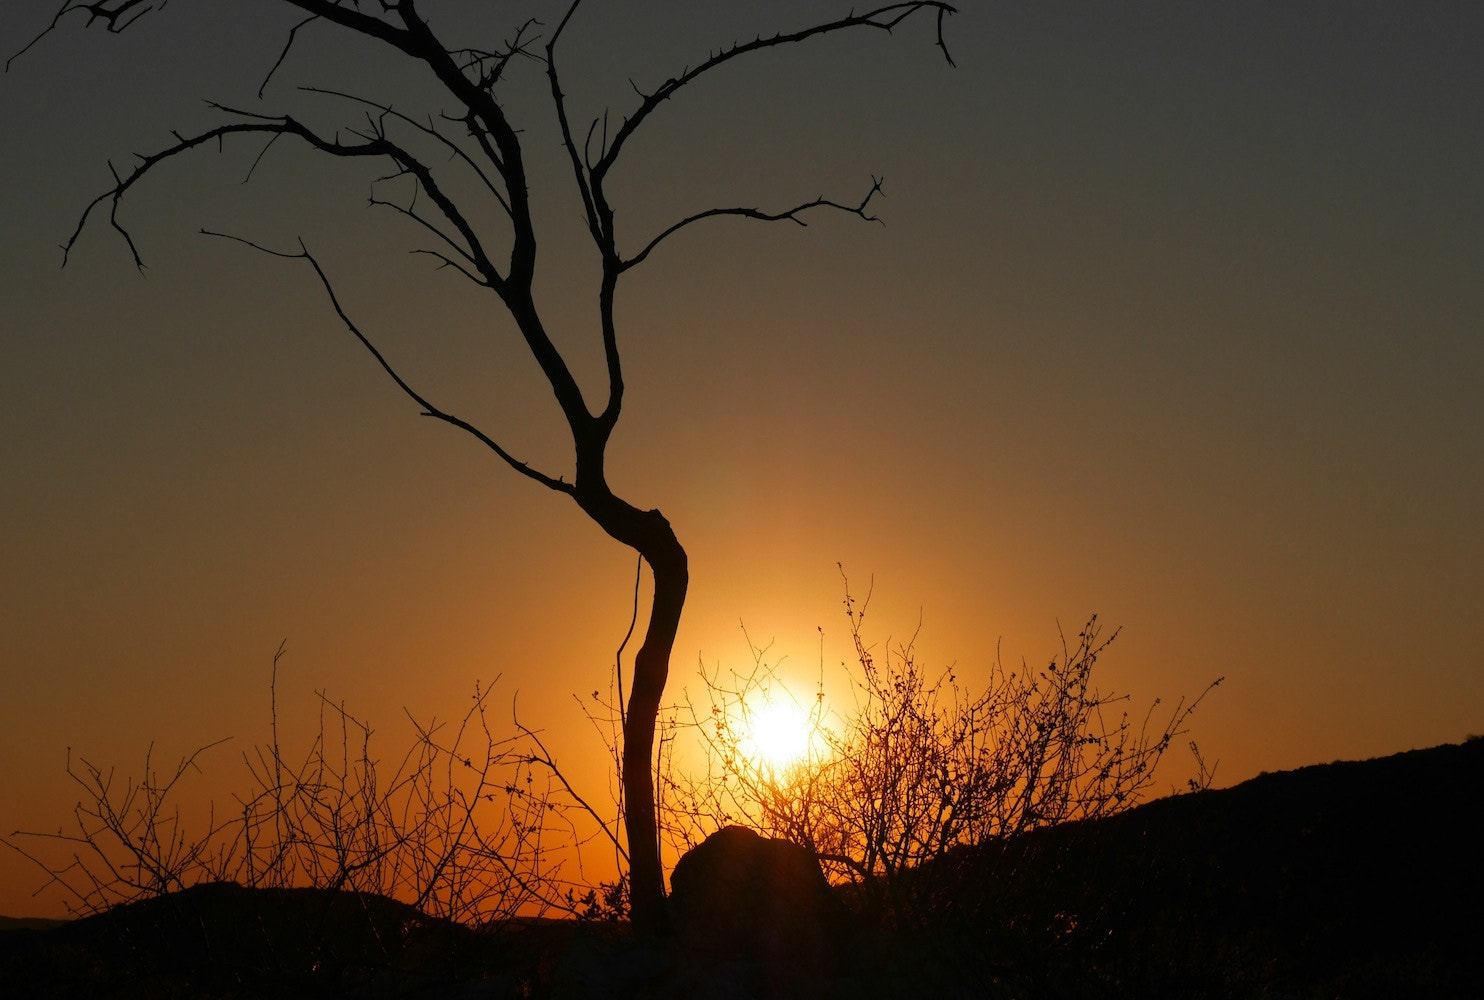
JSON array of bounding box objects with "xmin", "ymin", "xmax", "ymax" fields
[
  {"xmin": 576, "ymin": 488, "xmax": 688, "ymax": 936},
  {"xmin": 624, "ymin": 537, "xmax": 686, "ymax": 935}
]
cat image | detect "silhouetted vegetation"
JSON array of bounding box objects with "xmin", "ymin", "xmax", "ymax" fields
[
  {"xmin": 4, "ymin": 740, "xmax": 1480, "ymax": 997},
  {"xmin": 664, "ymin": 574, "xmax": 1221, "ymax": 926},
  {"xmin": 3, "ymin": 646, "xmax": 593, "ymax": 926}
]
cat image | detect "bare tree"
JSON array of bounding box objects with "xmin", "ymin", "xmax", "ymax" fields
[{"xmin": 12, "ymin": 0, "xmax": 955, "ymax": 934}]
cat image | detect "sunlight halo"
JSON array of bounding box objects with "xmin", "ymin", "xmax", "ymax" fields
[{"xmin": 740, "ymin": 699, "xmax": 814, "ymax": 771}]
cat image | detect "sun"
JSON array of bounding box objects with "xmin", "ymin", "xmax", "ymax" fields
[{"xmin": 740, "ymin": 699, "xmax": 814, "ymax": 771}]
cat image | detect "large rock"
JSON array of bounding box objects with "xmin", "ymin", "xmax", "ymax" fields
[{"xmin": 668, "ymin": 826, "xmax": 850, "ymax": 986}]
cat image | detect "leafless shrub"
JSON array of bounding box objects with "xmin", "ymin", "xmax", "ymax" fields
[
  {"xmin": 2, "ymin": 739, "xmax": 237, "ymax": 914},
  {"xmin": 665, "ymin": 573, "xmax": 1222, "ymax": 921},
  {"xmin": 4, "ymin": 643, "xmax": 592, "ymax": 925}
]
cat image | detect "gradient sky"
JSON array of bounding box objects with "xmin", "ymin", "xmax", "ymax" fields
[{"xmin": 3, "ymin": 1, "xmax": 1482, "ymax": 917}]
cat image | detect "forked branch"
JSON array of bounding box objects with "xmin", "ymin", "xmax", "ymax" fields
[
  {"xmin": 64, "ymin": 107, "xmax": 507, "ymax": 294},
  {"xmin": 547, "ymin": 1, "xmax": 956, "ymax": 252},
  {"xmin": 591, "ymin": 4, "xmax": 954, "ymax": 193}
]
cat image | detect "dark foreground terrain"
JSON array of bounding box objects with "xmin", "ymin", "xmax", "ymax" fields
[{"xmin": 4, "ymin": 739, "xmax": 1480, "ymax": 998}]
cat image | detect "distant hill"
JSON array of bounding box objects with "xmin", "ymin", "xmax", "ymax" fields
[{"xmin": 0, "ymin": 915, "xmax": 67, "ymax": 932}]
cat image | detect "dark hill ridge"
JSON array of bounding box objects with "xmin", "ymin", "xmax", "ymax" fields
[
  {"xmin": 899, "ymin": 737, "xmax": 1484, "ymax": 997},
  {"xmin": 2, "ymin": 739, "xmax": 1481, "ymax": 998},
  {"xmin": 0, "ymin": 882, "xmax": 530, "ymax": 998}
]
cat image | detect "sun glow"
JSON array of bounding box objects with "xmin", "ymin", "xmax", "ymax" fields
[{"xmin": 740, "ymin": 699, "xmax": 815, "ymax": 771}]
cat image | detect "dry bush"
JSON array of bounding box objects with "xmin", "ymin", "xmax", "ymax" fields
[
  {"xmin": 664, "ymin": 574, "xmax": 1222, "ymax": 921},
  {"xmin": 4, "ymin": 644, "xmax": 594, "ymax": 925}
]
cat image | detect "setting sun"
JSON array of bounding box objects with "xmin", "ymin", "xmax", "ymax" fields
[{"xmin": 741, "ymin": 700, "xmax": 814, "ymax": 771}]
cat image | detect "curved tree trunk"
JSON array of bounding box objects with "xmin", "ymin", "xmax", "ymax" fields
[
  {"xmin": 576, "ymin": 488, "xmax": 688, "ymax": 935},
  {"xmin": 623, "ymin": 535, "xmax": 686, "ymax": 935}
]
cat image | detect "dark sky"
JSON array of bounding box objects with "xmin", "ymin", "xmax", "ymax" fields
[{"xmin": 3, "ymin": 1, "xmax": 1482, "ymax": 916}]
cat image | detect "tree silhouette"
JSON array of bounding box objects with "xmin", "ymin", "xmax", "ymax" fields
[{"xmin": 16, "ymin": 0, "xmax": 956, "ymax": 934}]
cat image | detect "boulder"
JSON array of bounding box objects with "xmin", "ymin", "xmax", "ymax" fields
[{"xmin": 668, "ymin": 826, "xmax": 849, "ymax": 984}]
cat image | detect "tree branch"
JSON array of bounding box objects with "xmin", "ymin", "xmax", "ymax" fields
[
  {"xmin": 257, "ymin": 15, "xmax": 315, "ymax": 99},
  {"xmin": 65, "ymin": 119, "xmax": 287, "ymax": 269},
  {"xmin": 7, "ymin": 0, "xmax": 160, "ymax": 71},
  {"xmin": 589, "ymin": 3, "xmax": 957, "ymax": 188},
  {"xmin": 301, "ymin": 86, "xmax": 514, "ymax": 219},
  {"xmin": 621, "ymin": 177, "xmax": 887, "ymax": 273},
  {"xmin": 453, "ymin": 17, "xmax": 541, "ymax": 93},
  {"xmin": 202, "ymin": 230, "xmax": 573, "ymax": 496},
  {"xmin": 513, "ymin": 698, "xmax": 627, "ymax": 864},
  {"xmin": 546, "ymin": 2, "xmax": 953, "ymax": 441},
  {"xmin": 545, "ymin": 0, "xmax": 603, "ymax": 250},
  {"xmin": 367, "ymin": 182, "xmax": 486, "ymax": 285},
  {"xmin": 64, "ymin": 104, "xmax": 507, "ymax": 295}
]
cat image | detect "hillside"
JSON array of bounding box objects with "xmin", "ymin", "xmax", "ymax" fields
[{"xmin": 895, "ymin": 737, "xmax": 1484, "ymax": 997}]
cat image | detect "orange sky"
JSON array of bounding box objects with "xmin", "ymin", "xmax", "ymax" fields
[{"xmin": 3, "ymin": 1, "xmax": 1482, "ymax": 918}]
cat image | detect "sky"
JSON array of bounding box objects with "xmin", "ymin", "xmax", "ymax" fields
[{"xmin": 3, "ymin": 1, "xmax": 1482, "ymax": 917}]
